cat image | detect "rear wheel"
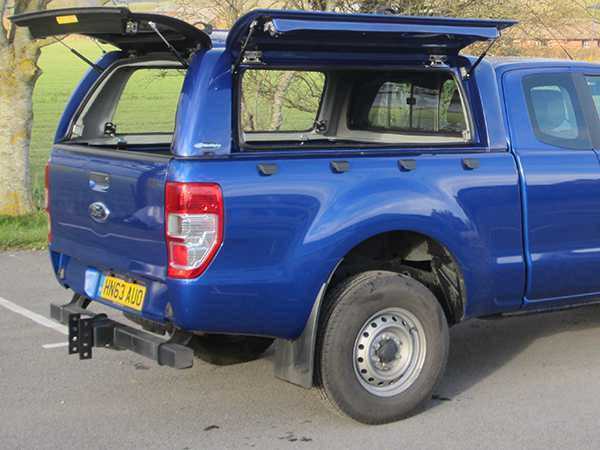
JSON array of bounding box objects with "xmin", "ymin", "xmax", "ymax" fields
[
  {"xmin": 189, "ymin": 334, "xmax": 274, "ymax": 366},
  {"xmin": 318, "ymin": 271, "xmax": 449, "ymax": 424}
]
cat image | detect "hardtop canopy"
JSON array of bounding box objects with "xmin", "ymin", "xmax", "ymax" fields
[
  {"xmin": 227, "ymin": 9, "xmax": 517, "ymax": 55},
  {"xmin": 11, "ymin": 7, "xmax": 516, "ymax": 58},
  {"xmin": 9, "ymin": 7, "xmax": 211, "ymax": 55}
]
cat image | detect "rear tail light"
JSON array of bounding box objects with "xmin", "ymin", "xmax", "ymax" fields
[
  {"xmin": 165, "ymin": 182, "xmax": 223, "ymax": 279},
  {"xmin": 44, "ymin": 162, "xmax": 52, "ymax": 243}
]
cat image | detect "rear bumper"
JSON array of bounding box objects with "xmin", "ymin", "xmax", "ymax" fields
[
  {"xmin": 50, "ymin": 249, "xmax": 331, "ymax": 339},
  {"xmin": 50, "ymin": 299, "xmax": 194, "ymax": 369}
]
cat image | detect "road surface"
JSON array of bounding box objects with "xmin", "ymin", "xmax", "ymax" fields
[{"xmin": 1, "ymin": 251, "xmax": 600, "ymax": 449}]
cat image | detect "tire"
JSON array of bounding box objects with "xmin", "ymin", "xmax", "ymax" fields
[
  {"xmin": 317, "ymin": 271, "xmax": 449, "ymax": 424},
  {"xmin": 189, "ymin": 334, "xmax": 274, "ymax": 366}
]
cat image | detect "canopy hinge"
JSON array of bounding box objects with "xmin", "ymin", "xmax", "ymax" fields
[
  {"xmin": 429, "ymin": 55, "xmax": 448, "ymax": 68},
  {"xmin": 125, "ymin": 20, "xmax": 138, "ymax": 34},
  {"xmin": 242, "ymin": 50, "xmax": 263, "ymax": 64}
]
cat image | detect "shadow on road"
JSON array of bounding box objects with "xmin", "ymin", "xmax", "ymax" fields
[{"xmin": 437, "ymin": 303, "xmax": 600, "ymax": 400}]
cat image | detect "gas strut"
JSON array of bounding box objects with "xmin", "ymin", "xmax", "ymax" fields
[
  {"xmin": 53, "ymin": 37, "xmax": 103, "ymax": 73},
  {"xmin": 147, "ymin": 21, "xmax": 190, "ymax": 69}
]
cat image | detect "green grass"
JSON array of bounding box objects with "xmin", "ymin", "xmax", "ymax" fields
[{"xmin": 0, "ymin": 211, "xmax": 48, "ymax": 250}]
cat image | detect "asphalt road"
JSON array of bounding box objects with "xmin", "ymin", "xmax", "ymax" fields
[{"xmin": 3, "ymin": 251, "xmax": 600, "ymax": 449}]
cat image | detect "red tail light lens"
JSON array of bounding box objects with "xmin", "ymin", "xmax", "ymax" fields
[
  {"xmin": 44, "ymin": 162, "xmax": 52, "ymax": 243},
  {"xmin": 165, "ymin": 182, "xmax": 223, "ymax": 279}
]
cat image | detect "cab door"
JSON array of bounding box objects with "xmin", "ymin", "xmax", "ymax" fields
[{"xmin": 504, "ymin": 67, "xmax": 600, "ymax": 304}]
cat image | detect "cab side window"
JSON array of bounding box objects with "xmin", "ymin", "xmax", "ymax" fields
[
  {"xmin": 523, "ymin": 73, "xmax": 591, "ymax": 149},
  {"xmin": 585, "ymin": 76, "xmax": 600, "ymax": 116}
]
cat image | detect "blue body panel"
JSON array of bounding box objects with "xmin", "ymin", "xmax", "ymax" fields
[
  {"xmin": 500, "ymin": 62, "xmax": 600, "ymax": 308},
  {"xmin": 173, "ymin": 49, "xmax": 233, "ymax": 157},
  {"xmin": 163, "ymin": 152, "xmax": 523, "ymax": 338},
  {"xmin": 226, "ymin": 10, "xmax": 515, "ymax": 55},
  {"xmin": 49, "ymin": 146, "xmax": 170, "ymax": 324},
  {"xmin": 47, "ymin": 11, "xmax": 600, "ymax": 340}
]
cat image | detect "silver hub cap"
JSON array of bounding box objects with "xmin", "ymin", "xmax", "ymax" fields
[{"xmin": 353, "ymin": 307, "xmax": 427, "ymax": 397}]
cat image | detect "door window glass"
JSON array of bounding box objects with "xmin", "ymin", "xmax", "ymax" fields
[
  {"xmin": 585, "ymin": 75, "xmax": 600, "ymax": 116},
  {"xmin": 523, "ymin": 73, "xmax": 591, "ymax": 149}
]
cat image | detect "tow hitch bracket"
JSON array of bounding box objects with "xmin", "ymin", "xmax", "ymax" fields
[
  {"xmin": 68, "ymin": 313, "xmax": 111, "ymax": 360},
  {"xmin": 52, "ymin": 298, "xmax": 194, "ymax": 369}
]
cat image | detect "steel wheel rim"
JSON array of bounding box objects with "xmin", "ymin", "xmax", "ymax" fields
[{"xmin": 353, "ymin": 307, "xmax": 427, "ymax": 397}]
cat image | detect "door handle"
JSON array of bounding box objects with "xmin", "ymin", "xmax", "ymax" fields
[{"xmin": 89, "ymin": 172, "xmax": 110, "ymax": 192}]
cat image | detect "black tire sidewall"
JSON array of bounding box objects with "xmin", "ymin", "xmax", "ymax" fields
[{"xmin": 319, "ymin": 271, "xmax": 449, "ymax": 424}]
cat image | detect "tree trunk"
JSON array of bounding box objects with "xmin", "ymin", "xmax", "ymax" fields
[
  {"xmin": 270, "ymin": 71, "xmax": 295, "ymax": 131},
  {"xmin": 0, "ymin": 7, "xmax": 41, "ymax": 216}
]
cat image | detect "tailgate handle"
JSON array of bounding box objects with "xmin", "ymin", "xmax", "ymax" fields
[{"xmin": 89, "ymin": 172, "xmax": 110, "ymax": 192}]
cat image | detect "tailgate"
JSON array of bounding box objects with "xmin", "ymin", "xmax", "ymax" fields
[{"xmin": 49, "ymin": 145, "xmax": 170, "ymax": 281}]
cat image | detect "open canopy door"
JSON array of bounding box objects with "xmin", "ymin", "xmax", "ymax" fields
[
  {"xmin": 10, "ymin": 7, "xmax": 211, "ymax": 55},
  {"xmin": 227, "ymin": 9, "xmax": 516, "ymax": 55}
]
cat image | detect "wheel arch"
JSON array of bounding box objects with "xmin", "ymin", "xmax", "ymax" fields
[
  {"xmin": 274, "ymin": 228, "xmax": 467, "ymax": 389},
  {"xmin": 325, "ymin": 229, "xmax": 467, "ymax": 325}
]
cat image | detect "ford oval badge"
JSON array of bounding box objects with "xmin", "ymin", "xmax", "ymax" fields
[{"xmin": 89, "ymin": 202, "xmax": 110, "ymax": 223}]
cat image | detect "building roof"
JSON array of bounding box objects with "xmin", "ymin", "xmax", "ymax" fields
[{"xmin": 507, "ymin": 20, "xmax": 600, "ymax": 41}]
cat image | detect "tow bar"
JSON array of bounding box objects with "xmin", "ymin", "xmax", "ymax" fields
[{"xmin": 50, "ymin": 298, "xmax": 194, "ymax": 369}]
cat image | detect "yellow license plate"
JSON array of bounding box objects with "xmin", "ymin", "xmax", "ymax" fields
[{"xmin": 99, "ymin": 276, "xmax": 146, "ymax": 311}]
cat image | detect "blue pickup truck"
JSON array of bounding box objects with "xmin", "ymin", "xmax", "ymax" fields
[{"xmin": 12, "ymin": 6, "xmax": 600, "ymax": 424}]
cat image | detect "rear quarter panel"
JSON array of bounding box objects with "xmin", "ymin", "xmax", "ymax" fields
[{"xmin": 167, "ymin": 152, "xmax": 524, "ymax": 339}]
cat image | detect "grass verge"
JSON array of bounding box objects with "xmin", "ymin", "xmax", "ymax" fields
[{"xmin": 0, "ymin": 212, "xmax": 48, "ymax": 251}]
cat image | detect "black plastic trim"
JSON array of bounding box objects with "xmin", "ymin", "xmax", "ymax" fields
[
  {"xmin": 330, "ymin": 160, "xmax": 350, "ymax": 173},
  {"xmin": 462, "ymin": 157, "xmax": 480, "ymax": 169},
  {"xmin": 398, "ymin": 159, "xmax": 416, "ymax": 171},
  {"xmin": 257, "ymin": 163, "xmax": 278, "ymax": 176}
]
